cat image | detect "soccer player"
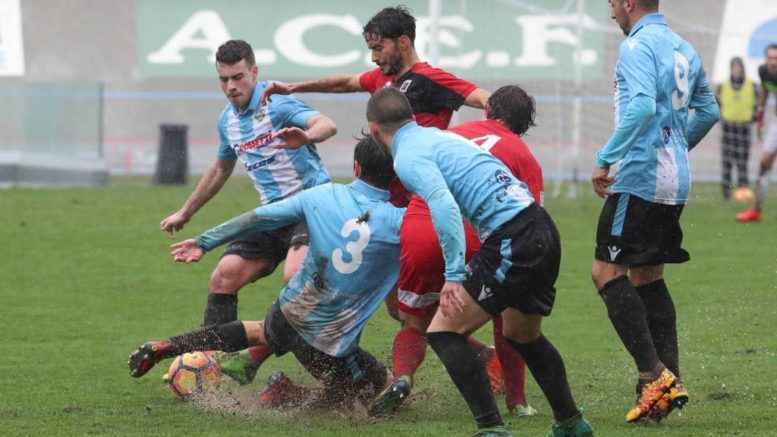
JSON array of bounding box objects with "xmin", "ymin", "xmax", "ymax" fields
[
  {"xmin": 591, "ymin": 0, "xmax": 720, "ymax": 423},
  {"xmin": 367, "ymin": 88, "xmax": 593, "ymax": 437},
  {"xmin": 130, "ymin": 136, "xmax": 402, "ymax": 409},
  {"xmin": 261, "ymin": 5, "xmax": 528, "ymax": 409},
  {"xmin": 369, "ymin": 85, "xmax": 542, "ymax": 418},
  {"xmin": 717, "ymin": 57, "xmax": 758, "ymax": 200},
  {"xmin": 158, "ymin": 40, "xmax": 337, "ymax": 384},
  {"xmin": 737, "ymin": 43, "xmax": 777, "ymax": 222}
]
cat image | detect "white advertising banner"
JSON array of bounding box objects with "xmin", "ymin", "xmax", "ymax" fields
[
  {"xmin": 714, "ymin": 0, "xmax": 777, "ymax": 83},
  {"xmin": 0, "ymin": 0, "xmax": 24, "ymax": 76}
]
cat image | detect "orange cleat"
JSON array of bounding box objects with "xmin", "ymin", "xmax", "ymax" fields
[
  {"xmin": 647, "ymin": 382, "xmax": 689, "ymax": 422},
  {"xmin": 736, "ymin": 209, "xmax": 762, "ymax": 223},
  {"xmin": 625, "ymin": 368, "xmax": 677, "ymax": 423}
]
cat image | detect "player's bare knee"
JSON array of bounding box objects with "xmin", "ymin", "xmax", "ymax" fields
[
  {"xmin": 629, "ymin": 265, "xmax": 663, "ymax": 287},
  {"xmin": 211, "ymin": 258, "xmax": 270, "ymax": 293}
]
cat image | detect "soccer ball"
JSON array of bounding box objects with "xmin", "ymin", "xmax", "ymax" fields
[
  {"xmin": 733, "ymin": 187, "xmax": 755, "ymax": 204},
  {"xmin": 164, "ymin": 351, "xmax": 221, "ymax": 400}
]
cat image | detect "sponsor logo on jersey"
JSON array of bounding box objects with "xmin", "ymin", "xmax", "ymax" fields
[
  {"xmin": 245, "ymin": 156, "xmax": 276, "ymax": 171},
  {"xmin": 233, "ymin": 131, "xmax": 274, "ymax": 154}
]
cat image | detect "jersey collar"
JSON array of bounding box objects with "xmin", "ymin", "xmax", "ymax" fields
[
  {"xmin": 350, "ymin": 178, "xmax": 390, "ymax": 201},
  {"xmin": 391, "ymin": 121, "xmax": 419, "ymax": 156},
  {"xmin": 629, "ymin": 12, "xmax": 667, "ymax": 37}
]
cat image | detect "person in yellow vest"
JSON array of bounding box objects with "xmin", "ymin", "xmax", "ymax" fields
[{"xmin": 717, "ymin": 57, "xmax": 758, "ymax": 200}]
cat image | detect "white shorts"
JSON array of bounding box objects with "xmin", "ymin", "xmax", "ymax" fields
[{"xmin": 764, "ymin": 122, "xmax": 777, "ymax": 154}]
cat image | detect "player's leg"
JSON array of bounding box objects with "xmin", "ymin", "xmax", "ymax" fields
[
  {"xmin": 721, "ymin": 122, "xmax": 735, "ymax": 199},
  {"xmin": 500, "ymin": 309, "xmax": 590, "ymax": 436},
  {"xmin": 426, "ymin": 287, "xmax": 502, "ymax": 433},
  {"xmin": 492, "ymin": 316, "xmax": 533, "ymax": 415},
  {"xmin": 740, "ymin": 122, "xmax": 777, "ymax": 221},
  {"xmin": 128, "ymin": 319, "xmax": 263, "ymax": 378},
  {"xmin": 735, "ymin": 124, "xmax": 751, "ymax": 188},
  {"xmin": 281, "ymin": 222, "xmax": 310, "ymax": 283}
]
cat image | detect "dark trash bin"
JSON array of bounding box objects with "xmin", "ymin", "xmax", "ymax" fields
[{"xmin": 153, "ymin": 124, "xmax": 189, "ymax": 185}]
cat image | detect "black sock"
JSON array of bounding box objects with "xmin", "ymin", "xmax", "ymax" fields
[
  {"xmin": 507, "ymin": 335, "xmax": 579, "ymax": 422},
  {"xmin": 168, "ymin": 320, "xmax": 249, "ymax": 356},
  {"xmin": 599, "ymin": 276, "xmax": 661, "ymax": 373},
  {"xmin": 636, "ymin": 279, "xmax": 679, "ymax": 378},
  {"xmin": 202, "ymin": 293, "xmax": 238, "ymax": 326},
  {"xmin": 427, "ymin": 331, "xmax": 502, "ymax": 429}
]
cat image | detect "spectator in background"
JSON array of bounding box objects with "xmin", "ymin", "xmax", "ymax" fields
[{"xmin": 717, "ymin": 57, "xmax": 758, "ymax": 200}]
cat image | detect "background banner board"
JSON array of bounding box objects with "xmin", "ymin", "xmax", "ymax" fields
[
  {"xmin": 714, "ymin": 0, "xmax": 777, "ymax": 83},
  {"xmin": 0, "ymin": 0, "xmax": 25, "ymax": 76},
  {"xmin": 136, "ymin": 0, "xmax": 608, "ymax": 80}
]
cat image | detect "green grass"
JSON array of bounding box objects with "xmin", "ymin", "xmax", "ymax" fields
[{"xmin": 1, "ymin": 177, "xmax": 776, "ymax": 436}]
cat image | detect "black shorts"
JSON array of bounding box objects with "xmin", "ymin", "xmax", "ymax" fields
[
  {"xmin": 595, "ymin": 193, "xmax": 689, "ymax": 267},
  {"xmin": 463, "ymin": 204, "xmax": 560, "ymax": 317},
  {"xmin": 263, "ymin": 301, "xmax": 386, "ymax": 403},
  {"xmin": 221, "ymin": 221, "xmax": 309, "ymax": 269}
]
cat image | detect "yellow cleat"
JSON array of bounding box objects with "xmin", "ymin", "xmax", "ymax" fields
[
  {"xmin": 647, "ymin": 383, "xmax": 689, "ymax": 422},
  {"xmin": 625, "ymin": 368, "xmax": 677, "ymax": 423}
]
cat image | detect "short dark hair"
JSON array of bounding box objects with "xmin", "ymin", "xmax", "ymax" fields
[
  {"xmin": 354, "ymin": 135, "xmax": 395, "ymax": 189},
  {"xmin": 363, "ymin": 5, "xmax": 416, "ymax": 43},
  {"xmin": 487, "ymin": 85, "xmax": 536, "ymax": 136},
  {"xmin": 767, "ymin": 43, "xmax": 777, "ymax": 56},
  {"xmin": 216, "ymin": 40, "xmax": 255, "ymax": 66},
  {"xmin": 637, "ymin": 0, "xmax": 659, "ymax": 10},
  {"xmin": 366, "ymin": 87, "xmax": 414, "ymax": 132}
]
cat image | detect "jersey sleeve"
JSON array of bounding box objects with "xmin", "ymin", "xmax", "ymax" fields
[
  {"xmin": 619, "ymin": 39, "xmax": 658, "ymax": 99},
  {"xmin": 196, "ymin": 191, "xmax": 307, "ymax": 251},
  {"xmin": 394, "ymin": 154, "xmax": 467, "ymax": 282},
  {"xmin": 216, "ymin": 115, "xmax": 237, "ymax": 160},
  {"xmin": 358, "ymin": 68, "xmax": 382, "ymax": 94},
  {"xmin": 689, "ymin": 68, "xmax": 717, "ymax": 110},
  {"xmin": 424, "ymin": 67, "xmax": 477, "ymax": 110},
  {"xmin": 270, "ymin": 95, "xmax": 320, "ymax": 129}
]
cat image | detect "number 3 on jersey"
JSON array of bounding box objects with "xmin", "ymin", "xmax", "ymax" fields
[
  {"xmin": 332, "ymin": 218, "xmax": 371, "ymax": 274},
  {"xmin": 672, "ymin": 51, "xmax": 690, "ymax": 110}
]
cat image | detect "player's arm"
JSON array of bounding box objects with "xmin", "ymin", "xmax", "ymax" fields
[
  {"xmin": 274, "ymin": 113, "xmax": 338, "ymax": 149},
  {"xmin": 160, "ymin": 158, "xmax": 236, "ymax": 234},
  {"xmin": 261, "ymin": 74, "xmax": 364, "ymax": 104},
  {"xmin": 464, "ymin": 87, "xmax": 491, "ymax": 109},
  {"xmin": 171, "ymin": 192, "xmax": 307, "ymax": 263},
  {"xmin": 395, "ymin": 156, "xmax": 466, "ymax": 283},
  {"xmin": 756, "ymin": 81, "xmax": 769, "ymax": 138},
  {"xmin": 687, "ymin": 69, "xmax": 721, "ymax": 151}
]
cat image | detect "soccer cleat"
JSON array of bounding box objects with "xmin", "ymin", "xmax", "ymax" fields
[
  {"xmin": 367, "ymin": 375, "xmax": 412, "ymax": 417},
  {"xmin": 510, "ymin": 403, "xmax": 538, "ymax": 418},
  {"xmin": 478, "ymin": 346, "xmax": 506, "ymax": 395},
  {"xmin": 625, "ymin": 368, "xmax": 677, "ymax": 423},
  {"xmin": 128, "ymin": 341, "xmax": 173, "ymax": 378},
  {"xmin": 547, "ymin": 414, "xmax": 594, "ymax": 437},
  {"xmin": 647, "ymin": 382, "xmax": 689, "ymax": 422},
  {"xmin": 212, "ymin": 350, "xmax": 259, "ymax": 385},
  {"xmin": 258, "ymin": 371, "xmax": 306, "ymax": 409},
  {"xmin": 472, "ymin": 425, "xmax": 514, "ymax": 437},
  {"xmin": 736, "ymin": 209, "xmax": 762, "ymax": 223}
]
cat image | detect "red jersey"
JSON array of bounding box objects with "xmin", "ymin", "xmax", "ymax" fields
[
  {"xmin": 449, "ymin": 119, "xmax": 544, "ymax": 204},
  {"xmin": 360, "ymin": 62, "xmax": 477, "ymax": 206},
  {"xmin": 359, "ymin": 62, "xmax": 476, "ymax": 130}
]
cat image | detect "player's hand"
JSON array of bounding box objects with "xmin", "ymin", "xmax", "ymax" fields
[
  {"xmin": 170, "ymin": 239, "xmax": 204, "ymax": 263},
  {"xmin": 160, "ymin": 210, "xmax": 190, "ymax": 236},
  {"xmin": 591, "ymin": 166, "xmax": 614, "ymax": 198},
  {"xmin": 273, "ymin": 127, "xmax": 311, "ymax": 149},
  {"xmin": 439, "ymin": 281, "xmax": 467, "ymax": 318},
  {"xmin": 261, "ymin": 81, "xmax": 294, "ymax": 105}
]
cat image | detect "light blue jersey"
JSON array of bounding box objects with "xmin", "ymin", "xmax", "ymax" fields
[
  {"xmin": 217, "ymin": 81, "xmax": 331, "ymax": 204},
  {"xmin": 196, "ymin": 180, "xmax": 404, "ymax": 357},
  {"xmin": 391, "ymin": 122, "xmax": 535, "ymax": 282},
  {"xmin": 597, "ymin": 13, "xmax": 719, "ymax": 205}
]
